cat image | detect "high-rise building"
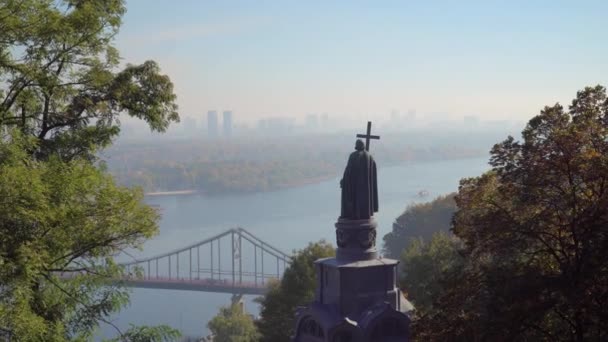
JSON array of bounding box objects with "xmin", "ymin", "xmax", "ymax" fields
[
  {"xmin": 406, "ymin": 109, "xmax": 416, "ymax": 119},
  {"xmin": 463, "ymin": 115, "xmax": 479, "ymax": 126},
  {"xmin": 321, "ymin": 112, "xmax": 329, "ymax": 124},
  {"xmin": 223, "ymin": 110, "xmax": 233, "ymax": 137},
  {"xmin": 207, "ymin": 110, "xmax": 218, "ymax": 137},
  {"xmin": 391, "ymin": 109, "xmax": 400, "ymax": 122},
  {"xmin": 305, "ymin": 114, "xmax": 318, "ymax": 131},
  {"xmin": 257, "ymin": 117, "xmax": 295, "ymax": 135},
  {"xmin": 181, "ymin": 116, "xmax": 198, "ymax": 137}
]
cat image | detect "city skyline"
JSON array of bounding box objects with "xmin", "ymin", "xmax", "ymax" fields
[{"xmin": 116, "ymin": 1, "xmax": 608, "ymax": 124}]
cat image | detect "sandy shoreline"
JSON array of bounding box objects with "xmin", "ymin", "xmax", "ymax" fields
[
  {"xmin": 142, "ymin": 174, "xmax": 337, "ymax": 198},
  {"xmin": 144, "ymin": 189, "xmax": 198, "ymax": 196}
]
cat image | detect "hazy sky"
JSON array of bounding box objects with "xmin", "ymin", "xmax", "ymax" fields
[{"xmin": 116, "ymin": 1, "xmax": 608, "ymax": 124}]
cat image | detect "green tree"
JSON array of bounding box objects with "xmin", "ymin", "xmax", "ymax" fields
[
  {"xmin": 417, "ymin": 85, "xmax": 608, "ymax": 341},
  {"xmin": 207, "ymin": 303, "xmax": 259, "ymax": 342},
  {"xmin": 256, "ymin": 241, "xmax": 334, "ymax": 342},
  {"xmin": 0, "ymin": 0, "xmax": 179, "ymax": 340},
  {"xmin": 400, "ymin": 232, "xmax": 463, "ymax": 314},
  {"xmin": 104, "ymin": 325, "xmax": 181, "ymax": 342},
  {"xmin": 383, "ymin": 193, "xmax": 457, "ymax": 258},
  {"xmin": 0, "ymin": 0, "xmax": 178, "ymax": 161},
  {"xmin": 0, "ymin": 132, "xmax": 170, "ymax": 340}
]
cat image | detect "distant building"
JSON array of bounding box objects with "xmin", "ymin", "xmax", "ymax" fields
[
  {"xmin": 257, "ymin": 119, "xmax": 267, "ymax": 131},
  {"xmin": 257, "ymin": 117, "xmax": 295, "ymax": 134},
  {"xmin": 305, "ymin": 114, "xmax": 318, "ymax": 131},
  {"xmin": 181, "ymin": 116, "xmax": 198, "ymax": 137},
  {"xmin": 391, "ymin": 109, "xmax": 400, "ymax": 122},
  {"xmin": 320, "ymin": 113, "xmax": 329, "ymax": 129},
  {"xmin": 407, "ymin": 109, "xmax": 416, "ymax": 119},
  {"xmin": 207, "ymin": 110, "xmax": 218, "ymax": 137},
  {"xmin": 223, "ymin": 110, "xmax": 233, "ymax": 137},
  {"xmin": 464, "ymin": 115, "xmax": 480, "ymax": 126}
]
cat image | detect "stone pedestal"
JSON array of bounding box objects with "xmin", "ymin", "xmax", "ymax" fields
[{"xmin": 293, "ymin": 217, "xmax": 412, "ymax": 342}]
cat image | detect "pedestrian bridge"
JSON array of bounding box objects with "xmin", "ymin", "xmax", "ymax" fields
[{"xmin": 108, "ymin": 228, "xmax": 292, "ymax": 295}]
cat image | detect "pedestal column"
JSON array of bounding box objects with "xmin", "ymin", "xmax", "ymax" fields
[{"xmin": 335, "ymin": 218, "xmax": 378, "ymax": 261}]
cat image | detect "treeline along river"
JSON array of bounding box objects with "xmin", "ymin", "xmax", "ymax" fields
[
  {"xmin": 99, "ymin": 157, "xmax": 489, "ymax": 339},
  {"xmin": 106, "ymin": 132, "xmax": 490, "ymax": 195}
]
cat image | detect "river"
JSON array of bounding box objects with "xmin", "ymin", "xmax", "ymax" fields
[{"xmin": 99, "ymin": 156, "xmax": 490, "ymax": 339}]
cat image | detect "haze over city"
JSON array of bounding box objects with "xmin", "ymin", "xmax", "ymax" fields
[
  {"xmin": 2, "ymin": 1, "xmax": 608, "ymax": 340},
  {"xmin": 117, "ymin": 0, "xmax": 607, "ymax": 129}
]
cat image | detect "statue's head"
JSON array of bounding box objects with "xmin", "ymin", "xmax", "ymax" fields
[{"xmin": 355, "ymin": 139, "xmax": 365, "ymax": 151}]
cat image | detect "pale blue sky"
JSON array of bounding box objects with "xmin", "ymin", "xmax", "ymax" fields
[{"xmin": 116, "ymin": 1, "xmax": 608, "ymax": 123}]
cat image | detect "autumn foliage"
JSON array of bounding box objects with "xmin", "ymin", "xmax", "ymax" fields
[{"xmin": 415, "ymin": 85, "xmax": 608, "ymax": 341}]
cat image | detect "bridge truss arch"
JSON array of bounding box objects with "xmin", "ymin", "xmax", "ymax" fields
[{"xmin": 120, "ymin": 227, "xmax": 292, "ymax": 295}]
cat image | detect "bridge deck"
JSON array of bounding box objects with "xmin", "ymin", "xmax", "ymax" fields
[{"xmin": 122, "ymin": 278, "xmax": 269, "ymax": 295}]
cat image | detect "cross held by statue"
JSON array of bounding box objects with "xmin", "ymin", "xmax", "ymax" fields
[{"xmin": 356, "ymin": 121, "xmax": 380, "ymax": 151}]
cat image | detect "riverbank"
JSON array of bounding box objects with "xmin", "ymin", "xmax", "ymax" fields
[
  {"xmin": 139, "ymin": 156, "xmax": 489, "ymax": 198},
  {"xmin": 145, "ymin": 190, "xmax": 198, "ymax": 196},
  {"xmin": 143, "ymin": 173, "xmax": 338, "ymax": 197}
]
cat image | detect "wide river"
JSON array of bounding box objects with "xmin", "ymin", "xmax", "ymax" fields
[{"xmin": 100, "ymin": 157, "xmax": 489, "ymax": 339}]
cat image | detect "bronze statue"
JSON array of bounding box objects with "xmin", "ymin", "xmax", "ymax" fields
[
  {"xmin": 294, "ymin": 121, "xmax": 411, "ymax": 342},
  {"xmin": 340, "ymin": 139, "xmax": 378, "ymax": 219}
]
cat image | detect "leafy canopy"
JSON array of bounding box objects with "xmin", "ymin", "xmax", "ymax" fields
[
  {"xmin": 256, "ymin": 241, "xmax": 334, "ymax": 342},
  {"xmin": 103, "ymin": 324, "xmax": 181, "ymax": 342},
  {"xmin": 0, "ymin": 132, "xmax": 162, "ymax": 340},
  {"xmin": 0, "ymin": 0, "xmax": 178, "ymax": 161},
  {"xmin": 416, "ymin": 85, "xmax": 608, "ymax": 341},
  {"xmin": 207, "ymin": 303, "xmax": 259, "ymax": 342},
  {"xmin": 0, "ymin": 0, "xmax": 179, "ymax": 340},
  {"xmin": 399, "ymin": 232, "xmax": 463, "ymax": 314},
  {"xmin": 383, "ymin": 193, "xmax": 457, "ymax": 258}
]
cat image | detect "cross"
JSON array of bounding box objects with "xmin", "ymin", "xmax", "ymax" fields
[{"xmin": 356, "ymin": 121, "xmax": 380, "ymax": 151}]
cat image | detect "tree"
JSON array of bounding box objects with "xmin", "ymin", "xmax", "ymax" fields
[
  {"xmin": 0, "ymin": 132, "xmax": 167, "ymax": 340},
  {"xmin": 0, "ymin": 0, "xmax": 178, "ymax": 161},
  {"xmin": 400, "ymin": 232, "xmax": 463, "ymax": 314},
  {"xmin": 207, "ymin": 303, "xmax": 259, "ymax": 342},
  {"xmin": 0, "ymin": 0, "xmax": 179, "ymax": 340},
  {"xmin": 416, "ymin": 85, "xmax": 608, "ymax": 341},
  {"xmin": 256, "ymin": 241, "xmax": 334, "ymax": 342},
  {"xmin": 383, "ymin": 193, "xmax": 457, "ymax": 258},
  {"xmin": 104, "ymin": 325, "xmax": 181, "ymax": 342}
]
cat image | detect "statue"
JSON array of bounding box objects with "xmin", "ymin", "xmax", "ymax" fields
[
  {"xmin": 340, "ymin": 139, "xmax": 379, "ymax": 220},
  {"xmin": 293, "ymin": 121, "xmax": 411, "ymax": 342}
]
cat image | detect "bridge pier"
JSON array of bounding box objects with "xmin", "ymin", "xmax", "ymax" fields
[
  {"xmin": 210, "ymin": 242, "xmax": 213, "ymax": 281},
  {"xmin": 231, "ymin": 231, "xmax": 235, "ymax": 287},
  {"xmin": 239, "ymin": 233, "xmax": 242, "ymax": 285}
]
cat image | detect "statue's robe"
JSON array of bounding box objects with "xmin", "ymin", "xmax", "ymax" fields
[{"xmin": 340, "ymin": 149, "xmax": 378, "ymax": 219}]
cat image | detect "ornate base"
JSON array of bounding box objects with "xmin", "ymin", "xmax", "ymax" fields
[
  {"xmin": 293, "ymin": 255, "xmax": 412, "ymax": 341},
  {"xmin": 293, "ymin": 301, "xmax": 410, "ymax": 342},
  {"xmin": 293, "ymin": 216, "xmax": 413, "ymax": 341},
  {"xmin": 335, "ymin": 217, "xmax": 378, "ymax": 261}
]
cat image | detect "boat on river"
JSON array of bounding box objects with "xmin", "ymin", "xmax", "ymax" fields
[{"xmin": 417, "ymin": 189, "xmax": 429, "ymax": 197}]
